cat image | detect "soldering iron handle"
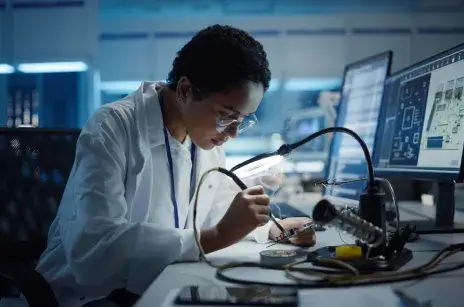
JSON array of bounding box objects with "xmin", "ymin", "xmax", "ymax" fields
[
  {"xmin": 217, "ymin": 167, "xmax": 248, "ymax": 190},
  {"xmin": 218, "ymin": 167, "xmax": 287, "ymax": 234}
]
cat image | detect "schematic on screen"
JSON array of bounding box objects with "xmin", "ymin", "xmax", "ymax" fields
[{"xmin": 374, "ymin": 45, "xmax": 464, "ymax": 175}]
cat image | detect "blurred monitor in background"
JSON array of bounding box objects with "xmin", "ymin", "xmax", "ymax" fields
[{"xmin": 282, "ymin": 107, "xmax": 331, "ymax": 184}]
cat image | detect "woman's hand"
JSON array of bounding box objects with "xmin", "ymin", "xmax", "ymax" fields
[{"xmin": 269, "ymin": 217, "xmax": 316, "ymax": 247}]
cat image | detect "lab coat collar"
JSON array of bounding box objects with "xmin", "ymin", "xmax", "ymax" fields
[{"xmin": 134, "ymin": 81, "xmax": 165, "ymax": 147}]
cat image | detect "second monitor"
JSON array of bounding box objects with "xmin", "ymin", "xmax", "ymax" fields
[
  {"xmin": 373, "ymin": 43, "xmax": 464, "ymax": 233},
  {"xmin": 324, "ymin": 51, "xmax": 392, "ymax": 205}
]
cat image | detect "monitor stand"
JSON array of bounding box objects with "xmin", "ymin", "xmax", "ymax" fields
[{"xmin": 397, "ymin": 181, "xmax": 464, "ymax": 234}]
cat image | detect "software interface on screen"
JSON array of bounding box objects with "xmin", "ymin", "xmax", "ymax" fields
[
  {"xmin": 286, "ymin": 115, "xmax": 326, "ymax": 153},
  {"xmin": 283, "ymin": 108, "xmax": 329, "ymax": 165},
  {"xmin": 325, "ymin": 53, "xmax": 391, "ymax": 203},
  {"xmin": 374, "ymin": 46, "xmax": 464, "ymax": 176}
]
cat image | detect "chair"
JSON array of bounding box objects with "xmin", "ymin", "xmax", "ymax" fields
[{"xmin": 0, "ymin": 128, "xmax": 80, "ymax": 307}]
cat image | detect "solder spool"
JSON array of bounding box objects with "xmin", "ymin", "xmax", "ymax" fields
[{"xmin": 260, "ymin": 250, "xmax": 297, "ymax": 266}]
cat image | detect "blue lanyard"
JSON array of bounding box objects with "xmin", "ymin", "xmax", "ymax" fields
[{"xmin": 159, "ymin": 91, "xmax": 197, "ymax": 229}]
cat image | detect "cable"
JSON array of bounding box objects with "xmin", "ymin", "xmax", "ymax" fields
[
  {"xmin": 289, "ymin": 127, "xmax": 375, "ymax": 185},
  {"xmin": 376, "ymin": 177, "xmax": 400, "ymax": 228},
  {"xmin": 192, "ymin": 167, "xmax": 464, "ymax": 289}
]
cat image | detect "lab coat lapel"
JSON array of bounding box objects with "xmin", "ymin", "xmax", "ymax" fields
[
  {"xmin": 128, "ymin": 82, "xmax": 164, "ymax": 222},
  {"xmin": 185, "ymin": 147, "xmax": 218, "ymax": 228}
]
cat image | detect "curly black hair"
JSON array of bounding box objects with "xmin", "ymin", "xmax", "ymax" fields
[{"xmin": 167, "ymin": 24, "xmax": 271, "ymax": 97}]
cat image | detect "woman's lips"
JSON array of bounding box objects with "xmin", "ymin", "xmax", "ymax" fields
[{"xmin": 212, "ymin": 139, "xmax": 224, "ymax": 146}]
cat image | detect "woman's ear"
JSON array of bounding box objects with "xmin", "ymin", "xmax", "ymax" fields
[{"xmin": 176, "ymin": 76, "xmax": 192, "ymax": 103}]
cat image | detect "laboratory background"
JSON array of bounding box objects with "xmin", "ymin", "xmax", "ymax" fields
[
  {"xmin": 2, "ymin": 0, "xmax": 463, "ymax": 202},
  {"xmin": 1, "ymin": 0, "xmax": 464, "ymax": 306}
]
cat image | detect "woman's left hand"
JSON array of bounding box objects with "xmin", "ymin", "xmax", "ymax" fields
[{"xmin": 269, "ymin": 217, "xmax": 316, "ymax": 247}]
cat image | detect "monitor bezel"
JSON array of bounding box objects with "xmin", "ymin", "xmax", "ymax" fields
[
  {"xmin": 372, "ymin": 43, "xmax": 464, "ymax": 183},
  {"xmin": 322, "ymin": 50, "xmax": 393, "ymax": 201}
]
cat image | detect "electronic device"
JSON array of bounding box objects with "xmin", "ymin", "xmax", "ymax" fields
[
  {"xmin": 373, "ymin": 43, "xmax": 464, "ymax": 234},
  {"xmin": 324, "ymin": 51, "xmax": 393, "ymax": 206},
  {"xmin": 175, "ymin": 285, "xmax": 298, "ymax": 306},
  {"xmin": 283, "ymin": 107, "xmax": 330, "ymax": 163}
]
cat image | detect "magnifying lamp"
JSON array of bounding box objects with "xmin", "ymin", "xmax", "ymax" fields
[{"xmin": 230, "ymin": 127, "xmax": 375, "ymax": 186}]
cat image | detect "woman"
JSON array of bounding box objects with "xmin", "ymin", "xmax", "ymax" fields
[{"xmin": 36, "ymin": 24, "xmax": 316, "ymax": 307}]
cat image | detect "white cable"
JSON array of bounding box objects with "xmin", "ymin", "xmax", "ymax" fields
[{"xmin": 375, "ymin": 177, "xmax": 400, "ymax": 228}]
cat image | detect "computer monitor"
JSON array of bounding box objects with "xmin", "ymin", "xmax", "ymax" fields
[
  {"xmin": 283, "ymin": 107, "xmax": 329, "ymax": 162},
  {"xmin": 373, "ymin": 43, "xmax": 464, "ymax": 233},
  {"xmin": 324, "ymin": 51, "xmax": 393, "ymax": 206}
]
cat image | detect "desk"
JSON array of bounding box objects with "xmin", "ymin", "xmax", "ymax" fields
[
  {"xmin": 135, "ymin": 228, "xmax": 464, "ymax": 307},
  {"xmin": 136, "ymin": 201, "xmax": 464, "ymax": 307}
]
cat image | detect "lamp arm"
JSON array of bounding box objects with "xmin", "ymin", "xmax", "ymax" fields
[
  {"xmin": 288, "ymin": 127, "xmax": 375, "ymax": 186},
  {"xmin": 229, "ymin": 127, "xmax": 375, "ymax": 187}
]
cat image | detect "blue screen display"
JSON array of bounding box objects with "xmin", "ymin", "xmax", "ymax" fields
[
  {"xmin": 324, "ymin": 53, "xmax": 391, "ymax": 202},
  {"xmin": 373, "ymin": 44, "xmax": 464, "ymax": 180},
  {"xmin": 285, "ymin": 115, "xmax": 326, "ymax": 153}
]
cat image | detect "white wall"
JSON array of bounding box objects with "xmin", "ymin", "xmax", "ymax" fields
[{"xmin": 98, "ymin": 13, "xmax": 464, "ymax": 83}]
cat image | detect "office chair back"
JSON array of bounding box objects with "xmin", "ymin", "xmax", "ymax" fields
[{"xmin": 0, "ymin": 128, "xmax": 80, "ymax": 298}]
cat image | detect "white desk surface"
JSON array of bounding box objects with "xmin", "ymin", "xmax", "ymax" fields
[{"xmin": 135, "ymin": 201, "xmax": 464, "ymax": 307}]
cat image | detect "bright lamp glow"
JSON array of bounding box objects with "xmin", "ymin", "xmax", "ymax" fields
[
  {"xmin": 18, "ymin": 61, "xmax": 88, "ymax": 73},
  {"xmin": 0, "ymin": 64, "xmax": 14, "ymax": 74},
  {"xmin": 284, "ymin": 78, "xmax": 341, "ymax": 91},
  {"xmin": 100, "ymin": 81, "xmax": 142, "ymax": 94},
  {"xmin": 233, "ymin": 155, "xmax": 284, "ymax": 179}
]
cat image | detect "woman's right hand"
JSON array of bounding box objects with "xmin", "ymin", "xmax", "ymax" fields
[{"xmin": 216, "ymin": 185, "xmax": 271, "ymax": 244}]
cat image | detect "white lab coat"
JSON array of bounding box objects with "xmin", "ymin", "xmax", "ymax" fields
[{"xmin": 34, "ymin": 81, "xmax": 272, "ymax": 307}]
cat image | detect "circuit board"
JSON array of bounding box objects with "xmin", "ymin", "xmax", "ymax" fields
[{"xmin": 267, "ymin": 222, "xmax": 317, "ymax": 248}]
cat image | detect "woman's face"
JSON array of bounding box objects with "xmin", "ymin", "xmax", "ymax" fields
[{"xmin": 176, "ymin": 78, "xmax": 264, "ymax": 150}]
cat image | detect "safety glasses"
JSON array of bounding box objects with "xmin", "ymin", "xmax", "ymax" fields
[
  {"xmin": 216, "ymin": 113, "xmax": 258, "ymax": 134},
  {"xmin": 188, "ymin": 85, "xmax": 258, "ymax": 134}
]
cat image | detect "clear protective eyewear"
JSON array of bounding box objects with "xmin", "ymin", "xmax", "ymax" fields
[
  {"xmin": 216, "ymin": 113, "xmax": 258, "ymax": 134},
  {"xmin": 187, "ymin": 85, "xmax": 258, "ymax": 134}
]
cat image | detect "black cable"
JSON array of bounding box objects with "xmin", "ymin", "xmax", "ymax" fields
[
  {"xmin": 229, "ymin": 127, "xmax": 375, "ymax": 187},
  {"xmin": 217, "ymin": 167, "xmax": 247, "ymax": 190},
  {"xmin": 289, "ymin": 127, "xmax": 375, "ymax": 185}
]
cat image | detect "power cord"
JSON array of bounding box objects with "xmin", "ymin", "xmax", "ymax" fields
[{"xmin": 192, "ymin": 167, "xmax": 464, "ymax": 288}]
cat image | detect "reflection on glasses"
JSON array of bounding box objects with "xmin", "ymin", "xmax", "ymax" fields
[{"xmin": 217, "ymin": 113, "xmax": 258, "ymax": 133}]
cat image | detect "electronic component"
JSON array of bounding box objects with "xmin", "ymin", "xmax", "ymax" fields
[
  {"xmin": 260, "ymin": 250, "xmax": 297, "ymax": 266},
  {"xmin": 175, "ymin": 285, "xmax": 299, "ymax": 306},
  {"xmin": 335, "ymin": 245, "xmax": 363, "ymax": 260},
  {"xmin": 312, "ymin": 199, "xmax": 385, "ymax": 247},
  {"xmin": 266, "ymin": 221, "xmax": 317, "ymax": 248}
]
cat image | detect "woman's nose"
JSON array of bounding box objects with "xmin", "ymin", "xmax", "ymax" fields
[{"xmin": 224, "ymin": 126, "xmax": 238, "ymax": 138}]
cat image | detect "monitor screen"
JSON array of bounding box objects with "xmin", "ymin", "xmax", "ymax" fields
[
  {"xmin": 324, "ymin": 52, "xmax": 392, "ymax": 205},
  {"xmin": 283, "ymin": 107, "xmax": 328, "ymax": 161},
  {"xmin": 373, "ymin": 44, "xmax": 464, "ymax": 181}
]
